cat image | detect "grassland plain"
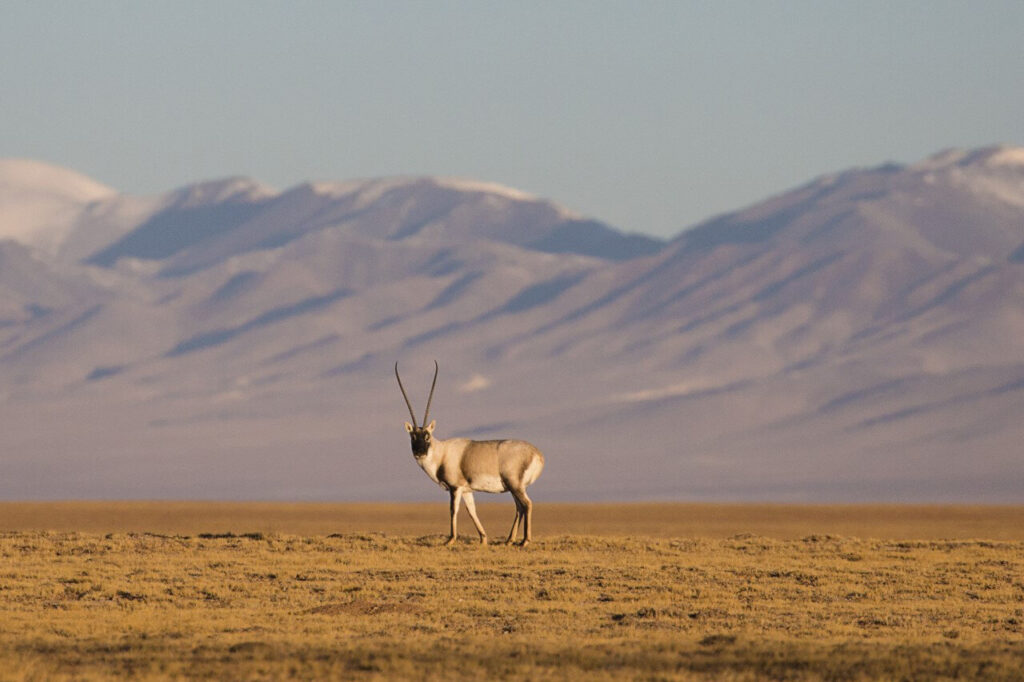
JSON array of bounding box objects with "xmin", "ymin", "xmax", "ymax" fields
[{"xmin": 0, "ymin": 503, "xmax": 1022, "ymax": 680}]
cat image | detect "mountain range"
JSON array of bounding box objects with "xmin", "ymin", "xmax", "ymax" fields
[{"xmin": 1, "ymin": 147, "xmax": 1022, "ymax": 502}]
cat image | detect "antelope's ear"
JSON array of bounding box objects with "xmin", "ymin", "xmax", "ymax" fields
[
  {"xmin": 426, "ymin": 420, "xmax": 436, "ymax": 433},
  {"xmin": 405, "ymin": 422, "xmax": 414, "ymax": 433}
]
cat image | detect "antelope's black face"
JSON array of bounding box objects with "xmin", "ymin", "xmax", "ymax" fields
[
  {"xmin": 408, "ymin": 427, "xmax": 431, "ymax": 458},
  {"xmin": 404, "ymin": 420, "xmax": 436, "ymax": 458}
]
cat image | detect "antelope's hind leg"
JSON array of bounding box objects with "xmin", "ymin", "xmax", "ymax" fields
[
  {"xmin": 462, "ymin": 492, "xmax": 488, "ymax": 545},
  {"xmin": 505, "ymin": 495, "xmax": 524, "ymax": 545},
  {"xmin": 510, "ymin": 488, "xmax": 534, "ymax": 546}
]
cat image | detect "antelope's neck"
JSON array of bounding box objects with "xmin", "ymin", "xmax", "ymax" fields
[{"xmin": 416, "ymin": 438, "xmax": 447, "ymax": 487}]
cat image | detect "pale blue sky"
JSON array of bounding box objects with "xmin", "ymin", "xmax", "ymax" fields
[{"xmin": 2, "ymin": 1, "xmax": 1022, "ymax": 238}]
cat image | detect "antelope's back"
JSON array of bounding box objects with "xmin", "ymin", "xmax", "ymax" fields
[{"xmin": 462, "ymin": 439, "xmax": 544, "ymax": 488}]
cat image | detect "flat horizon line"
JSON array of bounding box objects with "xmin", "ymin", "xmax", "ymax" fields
[{"xmin": 3, "ymin": 500, "xmax": 1022, "ymax": 541}]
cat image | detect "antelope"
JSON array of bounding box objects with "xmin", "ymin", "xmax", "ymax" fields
[{"xmin": 395, "ymin": 361, "xmax": 545, "ymax": 546}]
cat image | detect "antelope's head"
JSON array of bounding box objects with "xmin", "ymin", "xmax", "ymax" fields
[{"xmin": 395, "ymin": 361, "xmax": 438, "ymax": 459}]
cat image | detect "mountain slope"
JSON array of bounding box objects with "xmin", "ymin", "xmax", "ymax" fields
[{"xmin": 0, "ymin": 149, "xmax": 1021, "ymax": 502}]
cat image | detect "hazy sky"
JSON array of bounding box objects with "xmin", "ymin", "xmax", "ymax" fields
[{"xmin": 3, "ymin": 1, "xmax": 1022, "ymax": 238}]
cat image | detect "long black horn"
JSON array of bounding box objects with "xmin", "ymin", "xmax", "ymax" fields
[
  {"xmin": 395, "ymin": 362, "xmax": 418, "ymax": 426},
  {"xmin": 422, "ymin": 360, "xmax": 439, "ymax": 425}
]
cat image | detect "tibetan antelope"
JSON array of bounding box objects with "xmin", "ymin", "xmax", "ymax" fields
[{"xmin": 395, "ymin": 361, "xmax": 545, "ymax": 546}]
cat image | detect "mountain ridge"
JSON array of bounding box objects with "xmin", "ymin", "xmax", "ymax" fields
[{"xmin": 0, "ymin": 163, "xmax": 665, "ymax": 267}]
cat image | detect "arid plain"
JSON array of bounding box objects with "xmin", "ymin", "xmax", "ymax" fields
[{"xmin": 1, "ymin": 502, "xmax": 1023, "ymax": 680}]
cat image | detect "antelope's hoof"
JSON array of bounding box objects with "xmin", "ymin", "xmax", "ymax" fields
[
  {"xmin": 444, "ymin": 537, "xmax": 457, "ymax": 547},
  {"xmin": 479, "ymin": 537, "xmax": 488, "ymax": 546}
]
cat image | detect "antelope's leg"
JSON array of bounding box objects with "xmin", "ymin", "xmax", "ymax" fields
[
  {"xmin": 462, "ymin": 492, "xmax": 488, "ymax": 545},
  {"xmin": 505, "ymin": 495, "xmax": 524, "ymax": 545},
  {"xmin": 447, "ymin": 488, "xmax": 463, "ymax": 546},
  {"xmin": 511, "ymin": 488, "xmax": 534, "ymax": 546}
]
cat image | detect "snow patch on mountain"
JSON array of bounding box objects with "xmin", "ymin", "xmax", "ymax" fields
[
  {"xmin": 433, "ymin": 177, "xmax": 537, "ymax": 202},
  {"xmin": 163, "ymin": 177, "xmax": 277, "ymax": 207},
  {"xmin": 0, "ymin": 159, "xmax": 115, "ymax": 202},
  {"xmin": 909, "ymin": 146, "xmax": 1024, "ymax": 209},
  {"xmin": 0, "ymin": 159, "xmax": 116, "ymax": 251},
  {"xmin": 976, "ymin": 145, "xmax": 1024, "ymax": 168},
  {"xmin": 912, "ymin": 145, "xmax": 1024, "ymax": 173},
  {"xmin": 458, "ymin": 373, "xmax": 492, "ymax": 393}
]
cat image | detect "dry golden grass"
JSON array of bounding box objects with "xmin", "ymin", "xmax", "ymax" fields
[{"xmin": 0, "ymin": 503, "xmax": 1022, "ymax": 680}]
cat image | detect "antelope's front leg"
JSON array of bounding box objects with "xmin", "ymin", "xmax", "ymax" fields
[{"xmin": 446, "ymin": 488, "xmax": 463, "ymax": 546}]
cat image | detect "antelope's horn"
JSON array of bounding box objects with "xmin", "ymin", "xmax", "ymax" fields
[
  {"xmin": 422, "ymin": 360, "xmax": 439, "ymax": 426},
  {"xmin": 395, "ymin": 362, "xmax": 417, "ymax": 427}
]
